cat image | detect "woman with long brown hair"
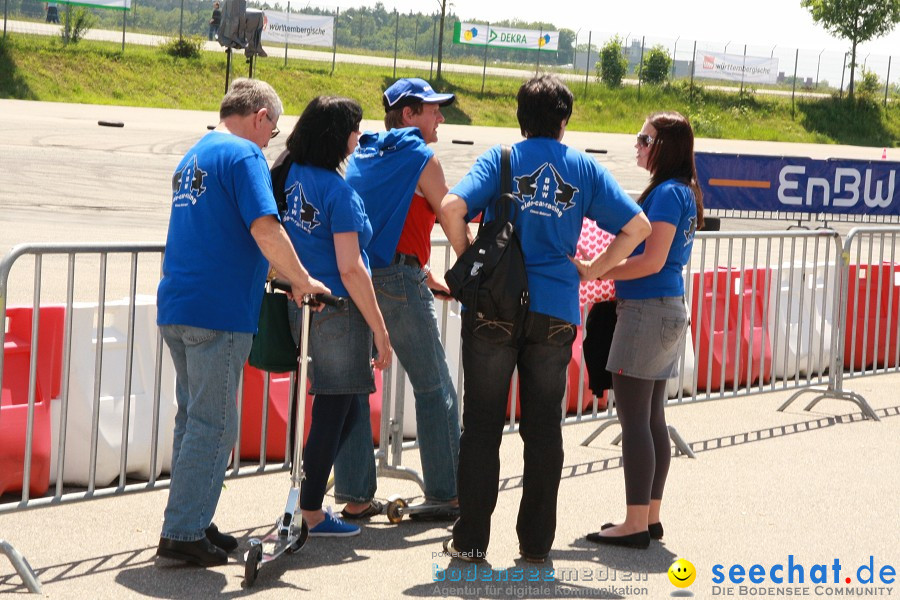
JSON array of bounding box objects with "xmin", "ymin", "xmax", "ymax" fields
[{"xmin": 574, "ymin": 111, "xmax": 704, "ymax": 549}]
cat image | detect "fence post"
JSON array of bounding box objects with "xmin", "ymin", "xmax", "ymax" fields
[
  {"xmin": 481, "ymin": 23, "xmax": 490, "ymax": 96},
  {"xmin": 791, "ymin": 48, "xmax": 799, "ymax": 119},
  {"xmin": 884, "ymin": 56, "xmax": 892, "ymax": 108},
  {"xmin": 430, "ymin": 13, "xmax": 436, "ymax": 80},
  {"xmin": 690, "ymin": 40, "xmax": 696, "ymax": 103},
  {"xmin": 536, "ymin": 26, "xmax": 542, "ymax": 74},
  {"xmin": 331, "ymin": 7, "xmax": 338, "ymax": 76},
  {"xmin": 3, "ymin": 0, "xmax": 8, "ymax": 40},
  {"xmin": 284, "ymin": 2, "xmax": 289, "ymax": 68},
  {"xmin": 840, "ymin": 51, "xmax": 847, "ymax": 99},
  {"xmin": 392, "ymin": 9, "xmax": 398, "ymax": 78},
  {"xmin": 637, "ymin": 35, "xmax": 645, "ymax": 101},
  {"xmin": 672, "ymin": 36, "xmax": 679, "ymax": 80},
  {"xmin": 121, "ymin": 6, "xmax": 126, "ymax": 52},
  {"xmin": 583, "ymin": 30, "xmax": 591, "ymax": 97},
  {"xmin": 815, "ymin": 49, "xmax": 824, "ymax": 89},
  {"xmin": 740, "ymin": 44, "xmax": 747, "ymax": 95},
  {"xmin": 178, "ymin": 0, "xmax": 184, "ymax": 40}
]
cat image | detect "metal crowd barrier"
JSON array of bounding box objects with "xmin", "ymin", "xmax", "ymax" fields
[{"xmin": 2, "ymin": 228, "xmax": 895, "ymax": 589}]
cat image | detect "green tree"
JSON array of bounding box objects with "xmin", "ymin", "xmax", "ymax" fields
[
  {"xmin": 640, "ymin": 44, "xmax": 671, "ymax": 85},
  {"xmin": 597, "ymin": 35, "xmax": 627, "ymax": 88},
  {"xmin": 801, "ymin": 0, "xmax": 900, "ymax": 99},
  {"xmin": 856, "ymin": 69, "xmax": 881, "ymax": 99}
]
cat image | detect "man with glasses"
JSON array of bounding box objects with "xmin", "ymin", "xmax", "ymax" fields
[{"xmin": 156, "ymin": 78, "xmax": 327, "ymax": 568}]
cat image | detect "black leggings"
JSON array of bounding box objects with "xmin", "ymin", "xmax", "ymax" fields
[
  {"xmin": 299, "ymin": 393, "xmax": 361, "ymax": 511},
  {"xmin": 612, "ymin": 374, "xmax": 670, "ymax": 505}
]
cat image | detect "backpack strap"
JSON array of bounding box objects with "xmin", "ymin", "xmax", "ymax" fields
[
  {"xmin": 270, "ymin": 149, "xmax": 293, "ymax": 217},
  {"xmin": 500, "ymin": 144, "xmax": 511, "ymax": 195}
]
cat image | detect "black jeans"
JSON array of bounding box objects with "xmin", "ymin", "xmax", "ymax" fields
[{"xmin": 452, "ymin": 311, "xmax": 576, "ymax": 559}]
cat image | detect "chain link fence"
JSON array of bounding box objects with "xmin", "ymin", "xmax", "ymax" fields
[{"xmin": 3, "ymin": 0, "xmax": 899, "ymax": 106}]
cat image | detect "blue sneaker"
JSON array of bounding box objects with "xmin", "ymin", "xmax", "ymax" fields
[{"xmin": 308, "ymin": 507, "xmax": 361, "ymax": 537}]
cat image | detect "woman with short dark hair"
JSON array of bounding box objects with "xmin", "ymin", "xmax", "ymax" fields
[
  {"xmin": 279, "ymin": 96, "xmax": 392, "ymax": 538},
  {"xmin": 576, "ymin": 111, "xmax": 704, "ymax": 549}
]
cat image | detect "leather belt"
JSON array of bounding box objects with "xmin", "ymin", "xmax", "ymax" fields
[{"xmin": 391, "ymin": 252, "xmax": 421, "ymax": 268}]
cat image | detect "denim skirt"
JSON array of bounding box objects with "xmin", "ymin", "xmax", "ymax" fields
[
  {"xmin": 288, "ymin": 300, "xmax": 375, "ymax": 395},
  {"xmin": 606, "ymin": 296, "xmax": 689, "ymax": 380}
]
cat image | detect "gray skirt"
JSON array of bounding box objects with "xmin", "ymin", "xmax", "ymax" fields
[{"xmin": 606, "ymin": 296, "xmax": 688, "ymax": 381}]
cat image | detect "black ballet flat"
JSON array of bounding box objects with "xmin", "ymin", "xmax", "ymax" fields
[
  {"xmin": 601, "ymin": 521, "xmax": 664, "ymax": 540},
  {"xmin": 586, "ymin": 530, "xmax": 651, "ymax": 549}
]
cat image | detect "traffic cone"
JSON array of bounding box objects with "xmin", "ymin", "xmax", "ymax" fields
[{"xmin": 883, "ymin": 148, "xmax": 888, "ymax": 159}]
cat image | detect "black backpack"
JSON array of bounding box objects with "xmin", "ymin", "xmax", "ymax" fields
[{"xmin": 446, "ymin": 145, "xmax": 530, "ymax": 342}]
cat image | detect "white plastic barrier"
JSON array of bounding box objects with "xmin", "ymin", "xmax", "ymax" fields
[
  {"xmin": 767, "ymin": 262, "xmax": 836, "ymax": 379},
  {"xmin": 49, "ymin": 296, "xmax": 177, "ymax": 486}
]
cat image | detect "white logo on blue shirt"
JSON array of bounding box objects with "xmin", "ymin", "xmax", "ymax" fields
[
  {"xmin": 513, "ymin": 162, "xmax": 580, "ymax": 218},
  {"xmin": 684, "ymin": 216, "xmax": 697, "ymax": 246},
  {"xmin": 283, "ymin": 182, "xmax": 320, "ymax": 233},
  {"xmin": 171, "ymin": 155, "xmax": 207, "ymax": 207}
]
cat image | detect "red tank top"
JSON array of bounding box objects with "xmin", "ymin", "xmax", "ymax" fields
[{"xmin": 395, "ymin": 192, "xmax": 435, "ymax": 267}]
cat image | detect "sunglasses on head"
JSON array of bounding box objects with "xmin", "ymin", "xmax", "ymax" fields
[{"xmin": 636, "ymin": 133, "xmax": 654, "ymax": 147}]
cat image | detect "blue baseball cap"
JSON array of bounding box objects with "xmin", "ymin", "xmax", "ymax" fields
[{"xmin": 383, "ymin": 78, "xmax": 455, "ymax": 111}]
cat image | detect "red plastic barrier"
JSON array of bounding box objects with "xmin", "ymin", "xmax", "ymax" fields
[
  {"xmin": 4, "ymin": 306, "xmax": 65, "ymax": 401},
  {"xmin": 505, "ymin": 326, "xmax": 607, "ymax": 418},
  {"xmin": 238, "ymin": 364, "xmax": 383, "ymax": 461},
  {"xmin": 0, "ymin": 306, "xmax": 62, "ymax": 496},
  {"xmin": 844, "ymin": 263, "xmax": 900, "ymax": 369},
  {"xmin": 691, "ymin": 268, "xmax": 772, "ymax": 391},
  {"xmin": 0, "ymin": 401, "xmax": 51, "ymax": 497}
]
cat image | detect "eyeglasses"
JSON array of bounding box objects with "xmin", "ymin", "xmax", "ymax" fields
[
  {"xmin": 636, "ymin": 133, "xmax": 654, "ymax": 148},
  {"xmin": 262, "ymin": 111, "xmax": 280, "ymax": 139}
]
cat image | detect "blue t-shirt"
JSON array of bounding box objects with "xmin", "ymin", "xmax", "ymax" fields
[
  {"xmin": 450, "ymin": 138, "xmax": 642, "ymax": 325},
  {"xmin": 344, "ymin": 127, "xmax": 433, "ymax": 268},
  {"xmin": 615, "ymin": 179, "xmax": 698, "ymax": 299},
  {"xmin": 281, "ymin": 163, "xmax": 372, "ymax": 298},
  {"xmin": 158, "ymin": 131, "xmax": 277, "ymax": 333}
]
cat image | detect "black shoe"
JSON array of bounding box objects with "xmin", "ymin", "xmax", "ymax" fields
[
  {"xmin": 205, "ymin": 523, "xmax": 238, "ymax": 553},
  {"xmin": 601, "ymin": 521, "xmax": 664, "ymax": 540},
  {"xmin": 410, "ymin": 504, "xmax": 460, "ymax": 522},
  {"xmin": 586, "ymin": 530, "xmax": 650, "ymax": 549},
  {"xmin": 156, "ymin": 536, "xmax": 228, "ymax": 567},
  {"xmin": 518, "ymin": 548, "xmax": 548, "ymax": 564}
]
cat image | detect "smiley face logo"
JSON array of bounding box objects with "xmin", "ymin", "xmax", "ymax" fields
[{"xmin": 668, "ymin": 559, "xmax": 696, "ymax": 588}]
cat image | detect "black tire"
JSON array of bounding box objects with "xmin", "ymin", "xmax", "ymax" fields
[
  {"xmin": 585, "ymin": 148, "xmax": 608, "ymax": 154},
  {"xmin": 244, "ymin": 541, "xmax": 262, "ymax": 587},
  {"xmin": 287, "ymin": 520, "xmax": 309, "ymax": 553},
  {"xmin": 97, "ymin": 120, "xmax": 124, "ymax": 128},
  {"xmin": 451, "ymin": 139, "xmax": 474, "ymax": 145}
]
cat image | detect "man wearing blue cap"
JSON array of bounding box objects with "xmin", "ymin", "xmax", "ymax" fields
[{"xmin": 335, "ymin": 78, "xmax": 460, "ymax": 521}]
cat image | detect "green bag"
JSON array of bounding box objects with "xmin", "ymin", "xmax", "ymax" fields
[{"xmin": 248, "ymin": 285, "xmax": 298, "ymax": 373}]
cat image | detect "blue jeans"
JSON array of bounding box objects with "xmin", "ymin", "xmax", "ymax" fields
[
  {"xmin": 452, "ymin": 311, "xmax": 575, "ymax": 558},
  {"xmin": 334, "ymin": 263, "xmax": 460, "ymax": 503},
  {"xmin": 160, "ymin": 325, "xmax": 252, "ymax": 541}
]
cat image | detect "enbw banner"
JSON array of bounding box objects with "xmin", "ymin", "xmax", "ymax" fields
[{"xmin": 696, "ymin": 152, "xmax": 900, "ymax": 217}]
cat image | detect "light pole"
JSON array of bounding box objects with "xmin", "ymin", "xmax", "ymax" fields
[
  {"xmin": 724, "ymin": 41, "xmax": 731, "ymax": 53},
  {"xmin": 574, "ymin": 27, "xmax": 582, "ymax": 72},
  {"xmin": 770, "ymin": 44, "xmax": 776, "ymax": 58}
]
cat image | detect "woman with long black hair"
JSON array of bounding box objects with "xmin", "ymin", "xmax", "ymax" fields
[{"xmin": 279, "ymin": 96, "xmax": 392, "ymax": 538}]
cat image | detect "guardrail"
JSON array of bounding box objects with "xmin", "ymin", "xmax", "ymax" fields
[{"xmin": 2, "ymin": 229, "xmax": 895, "ymax": 591}]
